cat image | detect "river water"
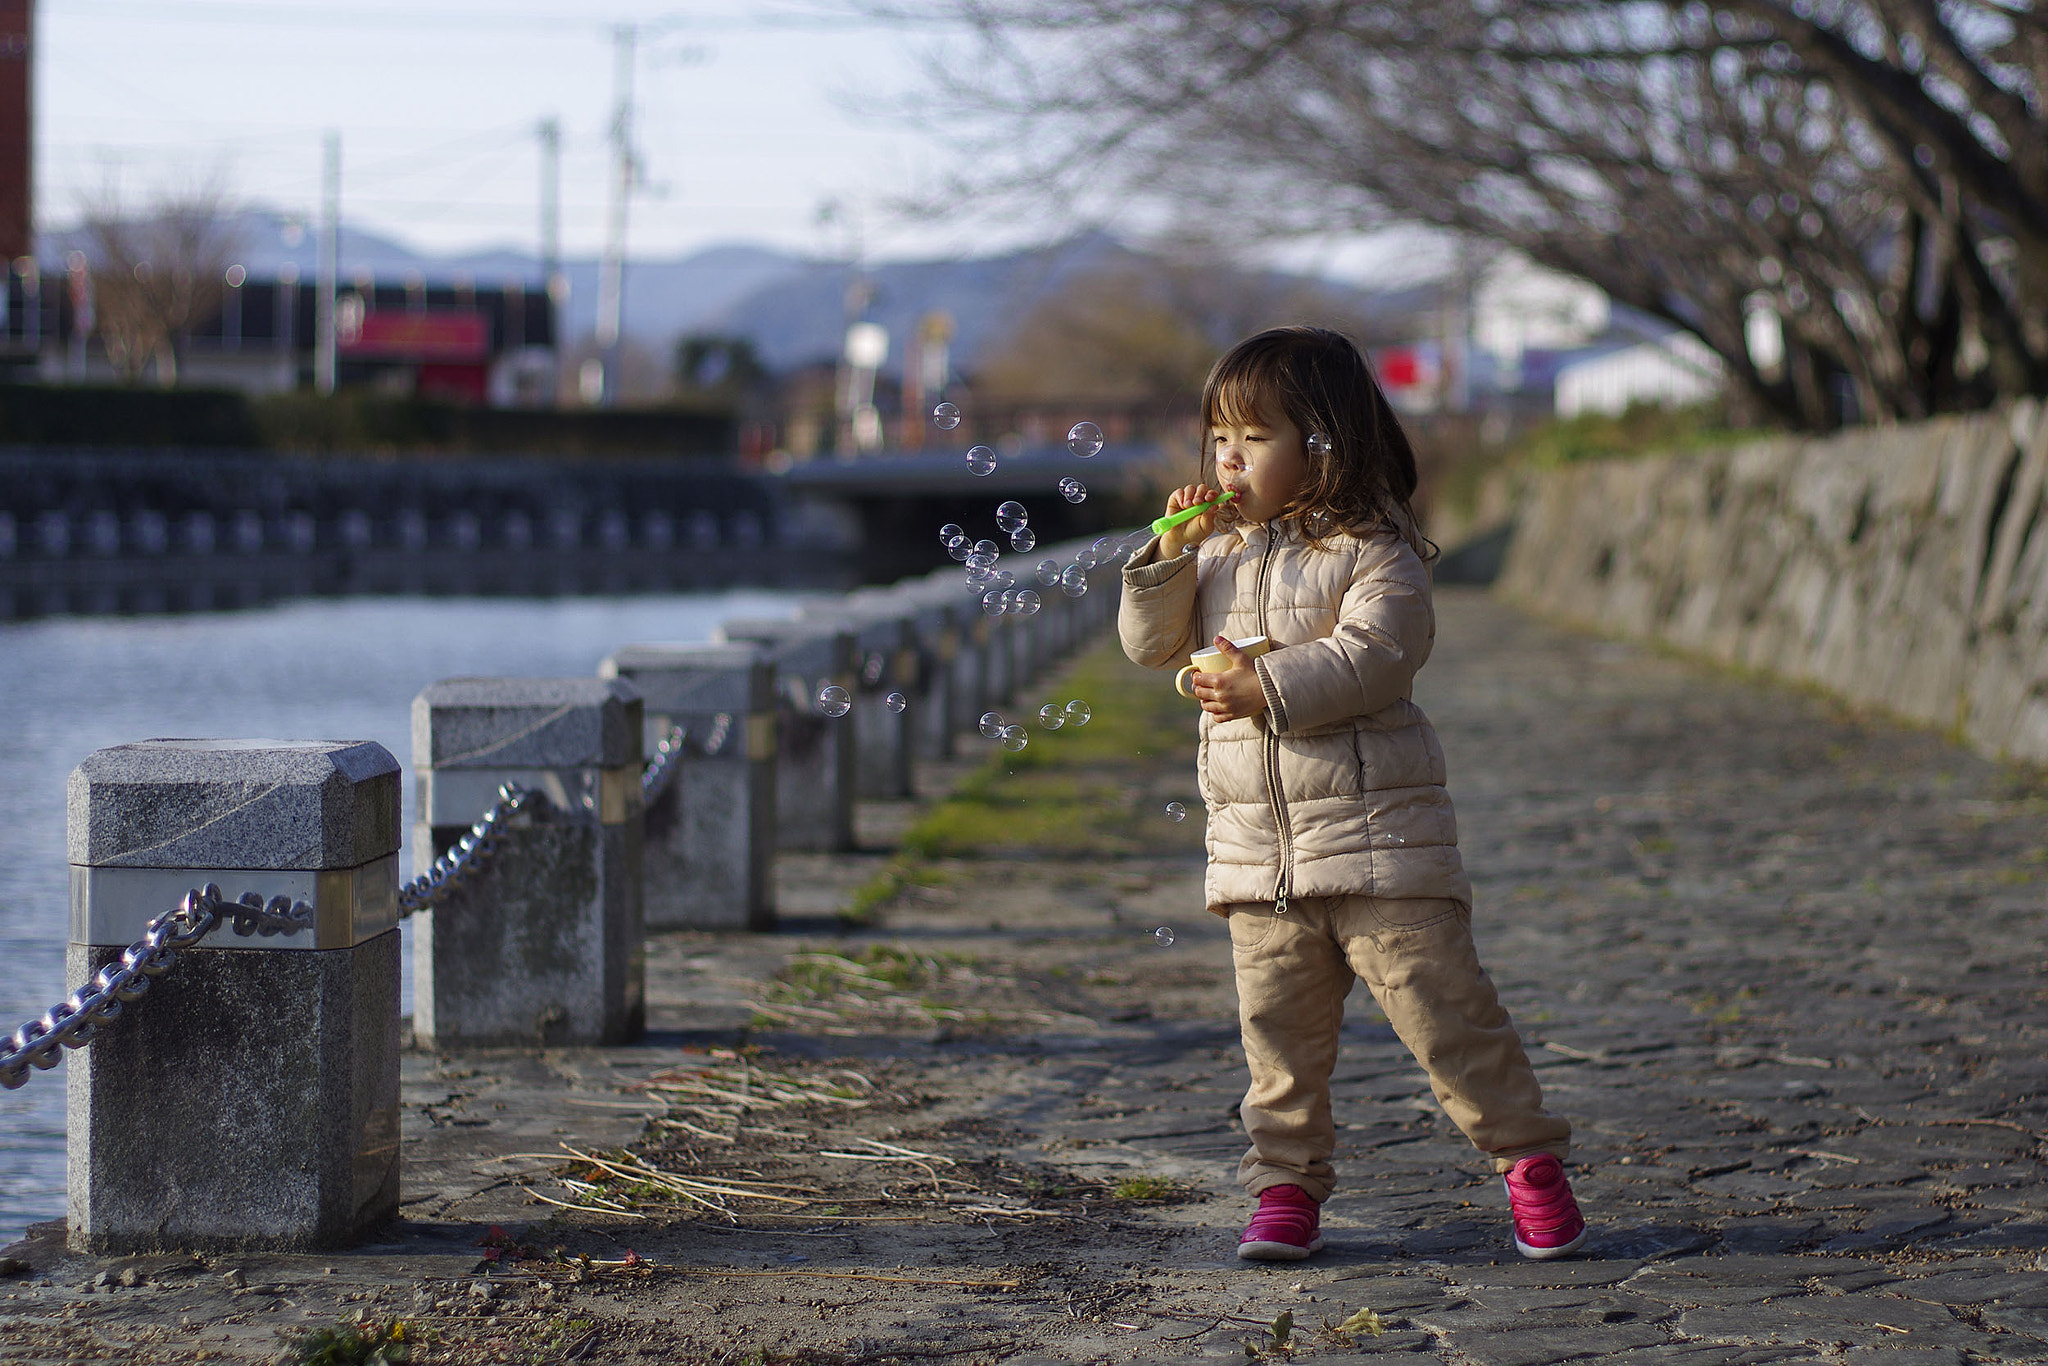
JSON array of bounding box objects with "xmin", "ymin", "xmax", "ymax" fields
[{"xmin": 0, "ymin": 589, "xmax": 801, "ymax": 1249}]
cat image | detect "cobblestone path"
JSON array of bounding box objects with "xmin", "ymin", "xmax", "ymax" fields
[{"xmin": 5, "ymin": 586, "xmax": 2047, "ymax": 1365}]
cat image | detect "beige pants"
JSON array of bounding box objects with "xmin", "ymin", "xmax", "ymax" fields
[{"xmin": 1227, "ymin": 894, "xmax": 1569, "ymax": 1201}]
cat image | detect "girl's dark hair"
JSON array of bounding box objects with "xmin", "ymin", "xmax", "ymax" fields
[{"xmin": 1200, "ymin": 325, "xmax": 1435, "ymax": 560}]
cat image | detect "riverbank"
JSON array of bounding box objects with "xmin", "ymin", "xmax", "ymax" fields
[{"xmin": 8, "ymin": 596, "xmax": 2048, "ymax": 1363}]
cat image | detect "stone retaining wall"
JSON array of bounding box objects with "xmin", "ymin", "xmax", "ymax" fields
[{"xmin": 1495, "ymin": 399, "xmax": 2048, "ymax": 764}]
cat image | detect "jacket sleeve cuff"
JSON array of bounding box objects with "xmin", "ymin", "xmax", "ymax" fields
[
  {"xmin": 1122, "ymin": 539, "xmax": 1195, "ymax": 589},
  {"xmin": 1254, "ymin": 656, "xmax": 1290, "ymax": 734}
]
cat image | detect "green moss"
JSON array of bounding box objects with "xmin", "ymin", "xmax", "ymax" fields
[
  {"xmin": 892, "ymin": 640, "xmax": 1206, "ymax": 861},
  {"xmin": 1112, "ymin": 1175, "xmax": 1180, "ymax": 1201},
  {"xmin": 284, "ymin": 1320, "xmax": 419, "ymax": 1366},
  {"xmin": 837, "ymin": 637, "xmax": 1204, "ymax": 921},
  {"xmin": 1514, "ymin": 400, "xmax": 1767, "ymax": 469}
]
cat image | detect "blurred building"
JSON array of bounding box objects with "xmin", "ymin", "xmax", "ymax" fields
[
  {"xmin": 0, "ymin": 0, "xmax": 27, "ymax": 263},
  {"xmin": 0, "ymin": 261, "xmax": 555, "ymax": 403},
  {"xmin": 1554, "ymin": 333, "xmax": 1726, "ymax": 418}
]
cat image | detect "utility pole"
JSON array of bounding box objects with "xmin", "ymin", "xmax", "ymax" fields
[
  {"xmin": 538, "ymin": 117, "xmax": 562, "ymax": 287},
  {"xmin": 315, "ymin": 130, "xmax": 340, "ymax": 396},
  {"xmin": 594, "ymin": 25, "xmax": 636, "ymax": 407},
  {"xmin": 537, "ymin": 116, "xmax": 564, "ymax": 406}
]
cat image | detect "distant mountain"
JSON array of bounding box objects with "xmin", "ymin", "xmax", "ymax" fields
[
  {"xmin": 35, "ymin": 210, "xmax": 1439, "ymax": 378},
  {"xmin": 694, "ymin": 232, "xmax": 1444, "ymax": 379}
]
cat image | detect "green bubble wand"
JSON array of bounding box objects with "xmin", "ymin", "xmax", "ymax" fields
[{"xmin": 1149, "ymin": 489, "xmax": 1238, "ymax": 536}]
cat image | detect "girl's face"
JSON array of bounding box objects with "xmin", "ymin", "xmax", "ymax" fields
[{"xmin": 1210, "ymin": 406, "xmax": 1310, "ymax": 527}]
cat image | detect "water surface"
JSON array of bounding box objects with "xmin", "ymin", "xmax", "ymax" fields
[{"xmin": 0, "ymin": 589, "xmax": 799, "ymax": 1248}]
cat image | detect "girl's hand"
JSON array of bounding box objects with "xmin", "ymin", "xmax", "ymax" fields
[
  {"xmin": 1188, "ymin": 635, "xmax": 1268, "ymax": 722},
  {"xmin": 1158, "ymin": 483, "xmax": 1224, "ymax": 559}
]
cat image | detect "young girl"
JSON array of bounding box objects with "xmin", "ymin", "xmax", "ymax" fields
[{"xmin": 1118, "ymin": 326, "xmax": 1585, "ymax": 1262}]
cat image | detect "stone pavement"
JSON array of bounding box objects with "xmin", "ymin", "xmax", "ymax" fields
[{"xmin": 5, "ymin": 586, "xmax": 2048, "ymax": 1364}]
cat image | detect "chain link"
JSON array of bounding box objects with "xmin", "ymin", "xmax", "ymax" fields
[
  {"xmin": 642, "ymin": 724, "xmax": 686, "ymax": 803},
  {"xmin": 0, "ymin": 886, "xmax": 313, "ymax": 1090},
  {"xmin": 5, "ymin": 736, "xmax": 692, "ymax": 1087},
  {"xmin": 396, "ymin": 782, "xmax": 539, "ymax": 919}
]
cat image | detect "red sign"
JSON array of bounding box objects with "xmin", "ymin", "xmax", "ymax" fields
[
  {"xmin": 340, "ymin": 310, "xmax": 489, "ymax": 361},
  {"xmin": 1375, "ymin": 347, "xmax": 1423, "ymax": 388}
]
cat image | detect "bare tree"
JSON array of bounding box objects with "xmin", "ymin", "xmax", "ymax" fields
[
  {"xmin": 883, "ymin": 0, "xmax": 2047, "ymax": 429},
  {"xmin": 976, "ymin": 240, "xmax": 1431, "ymax": 403},
  {"xmin": 79, "ymin": 179, "xmax": 242, "ymax": 386}
]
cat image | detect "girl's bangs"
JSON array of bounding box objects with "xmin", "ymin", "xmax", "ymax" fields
[{"xmin": 1204, "ymin": 355, "xmax": 1284, "ymax": 431}]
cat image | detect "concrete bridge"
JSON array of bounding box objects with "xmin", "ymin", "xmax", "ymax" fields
[{"xmin": 0, "ymin": 444, "xmax": 1163, "ymax": 617}]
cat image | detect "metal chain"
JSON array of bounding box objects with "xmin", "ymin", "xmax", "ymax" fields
[
  {"xmin": 5, "ymin": 736, "xmax": 694, "ymax": 1086},
  {"xmin": 642, "ymin": 724, "xmax": 686, "ymax": 802},
  {"xmin": 396, "ymin": 782, "xmax": 538, "ymax": 919},
  {"xmin": 0, "ymin": 886, "xmax": 313, "ymax": 1090}
]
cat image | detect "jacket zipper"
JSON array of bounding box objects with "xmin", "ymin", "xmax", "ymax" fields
[{"xmin": 1254, "ymin": 528, "xmax": 1294, "ymax": 914}]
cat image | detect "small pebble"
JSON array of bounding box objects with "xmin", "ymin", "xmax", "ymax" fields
[
  {"xmin": 91, "ymin": 1271, "xmax": 114, "ymax": 1290},
  {"xmin": 117, "ymin": 1266, "xmax": 145, "ymax": 1289},
  {"xmin": 220, "ymin": 1268, "xmax": 245, "ymax": 1288}
]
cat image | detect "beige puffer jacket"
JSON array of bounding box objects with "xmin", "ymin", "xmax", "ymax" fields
[{"xmin": 1119, "ymin": 518, "xmax": 1472, "ymax": 917}]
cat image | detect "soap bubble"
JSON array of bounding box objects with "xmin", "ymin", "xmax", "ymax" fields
[
  {"xmin": 966, "ymin": 445, "xmax": 997, "ymax": 476},
  {"xmin": 1164, "ymin": 801, "xmax": 1186, "ymax": 822},
  {"xmin": 1306, "ymin": 431, "xmax": 1332, "ymax": 458},
  {"xmin": 982, "ymin": 589, "xmax": 1007, "ymax": 616},
  {"xmin": 1154, "ymin": 926, "xmax": 1176, "ymax": 947},
  {"xmin": 939, "ymin": 522, "xmax": 964, "ymax": 544},
  {"xmin": 1091, "ymin": 535, "xmax": 1116, "ymax": 561},
  {"xmin": 1075, "ymin": 547, "xmax": 1100, "ymax": 571},
  {"xmin": 1000, "ymin": 724, "xmax": 1029, "ymax": 752},
  {"xmin": 1061, "ymin": 577, "xmax": 1088, "ymax": 599},
  {"xmin": 818, "ymin": 685, "xmax": 852, "ymax": 718},
  {"xmin": 1035, "ymin": 558, "xmax": 1061, "ymax": 586},
  {"xmin": 1059, "ymin": 476, "xmax": 1087, "ymax": 504},
  {"xmin": 1014, "ymin": 589, "xmax": 1042, "ymax": 616},
  {"xmin": 978, "ymin": 712, "xmax": 1005, "ymax": 738},
  {"xmin": 965, "ymin": 566, "xmax": 994, "ymax": 589},
  {"xmin": 885, "ymin": 691, "xmax": 908, "ymax": 713},
  {"xmin": 933, "ymin": 401, "xmax": 961, "ymax": 430},
  {"xmin": 975, "ymin": 538, "xmax": 999, "ymax": 558},
  {"xmin": 949, "ymin": 539, "xmax": 972, "ymax": 562},
  {"xmin": 1060, "ymin": 563, "xmax": 1087, "ymax": 590},
  {"xmin": 1038, "ymin": 703, "xmax": 1066, "ymax": 730},
  {"xmin": 1064, "ymin": 699, "xmax": 1091, "ymax": 726},
  {"xmin": 996, "ymin": 500, "xmax": 1028, "ymax": 530},
  {"xmin": 1067, "ymin": 420, "xmax": 1103, "ymax": 458},
  {"xmin": 966, "ymin": 550, "xmax": 997, "ymax": 572},
  {"xmin": 1010, "ymin": 526, "xmax": 1037, "ymax": 552},
  {"xmin": 990, "ymin": 569, "xmax": 1017, "ymax": 591}
]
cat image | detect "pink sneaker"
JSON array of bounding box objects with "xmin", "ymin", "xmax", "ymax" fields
[
  {"xmin": 1503, "ymin": 1154, "xmax": 1587, "ymax": 1259},
  {"xmin": 1238, "ymin": 1184, "xmax": 1323, "ymax": 1261}
]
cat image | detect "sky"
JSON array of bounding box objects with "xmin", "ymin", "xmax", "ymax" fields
[
  {"xmin": 38, "ymin": 0, "xmax": 1006, "ymax": 263},
  {"xmin": 35, "ymin": 0, "xmax": 1438, "ymax": 280}
]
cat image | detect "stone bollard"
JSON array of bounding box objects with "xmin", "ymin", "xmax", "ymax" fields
[
  {"xmin": 981, "ymin": 611, "xmax": 1015, "ymax": 707},
  {"xmin": 900, "ymin": 587, "xmax": 961, "ymax": 760},
  {"xmin": 714, "ymin": 620, "xmax": 856, "ymax": 853},
  {"xmin": 412, "ymin": 679, "xmax": 645, "ymax": 1048},
  {"xmin": 802, "ymin": 597, "xmax": 915, "ymax": 800},
  {"xmin": 600, "ymin": 643, "xmax": 776, "ymax": 931},
  {"xmin": 66, "ymin": 739, "xmax": 403, "ymax": 1253},
  {"xmin": 926, "ymin": 567, "xmax": 988, "ymax": 733}
]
